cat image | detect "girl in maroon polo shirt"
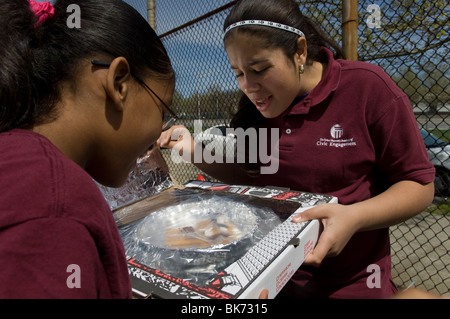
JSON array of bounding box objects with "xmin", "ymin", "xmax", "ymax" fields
[
  {"xmin": 0, "ymin": 0, "xmax": 175, "ymax": 298},
  {"xmin": 159, "ymin": 0, "xmax": 435, "ymax": 298}
]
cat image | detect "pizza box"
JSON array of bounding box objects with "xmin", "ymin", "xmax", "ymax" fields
[{"xmin": 113, "ymin": 180, "xmax": 337, "ymax": 299}]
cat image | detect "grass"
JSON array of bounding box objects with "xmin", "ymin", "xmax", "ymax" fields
[
  {"xmin": 429, "ymin": 129, "xmax": 450, "ymax": 142},
  {"xmin": 426, "ymin": 197, "xmax": 450, "ymax": 216}
]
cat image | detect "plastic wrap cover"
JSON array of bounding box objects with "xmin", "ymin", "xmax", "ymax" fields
[
  {"xmin": 98, "ymin": 147, "xmax": 173, "ymax": 211},
  {"xmin": 117, "ymin": 188, "xmax": 283, "ymax": 286}
]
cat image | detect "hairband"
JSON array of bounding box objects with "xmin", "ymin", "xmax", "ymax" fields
[
  {"xmin": 28, "ymin": 0, "xmax": 54, "ymax": 26},
  {"xmin": 224, "ymin": 20, "xmax": 305, "ymax": 38}
]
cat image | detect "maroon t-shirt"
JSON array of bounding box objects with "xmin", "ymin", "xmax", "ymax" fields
[
  {"xmin": 0, "ymin": 129, "xmax": 131, "ymax": 298},
  {"xmin": 255, "ymin": 48, "xmax": 435, "ymax": 298}
]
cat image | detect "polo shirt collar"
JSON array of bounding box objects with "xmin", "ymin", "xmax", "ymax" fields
[{"xmin": 288, "ymin": 47, "xmax": 342, "ymax": 115}]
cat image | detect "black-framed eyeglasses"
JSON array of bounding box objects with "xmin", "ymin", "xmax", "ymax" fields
[{"xmin": 91, "ymin": 60, "xmax": 178, "ymax": 131}]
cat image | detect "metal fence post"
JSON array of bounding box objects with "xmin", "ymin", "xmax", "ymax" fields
[{"xmin": 147, "ymin": 0, "xmax": 156, "ymax": 30}]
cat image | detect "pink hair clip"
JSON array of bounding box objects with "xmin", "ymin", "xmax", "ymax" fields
[{"xmin": 28, "ymin": 0, "xmax": 55, "ymax": 26}]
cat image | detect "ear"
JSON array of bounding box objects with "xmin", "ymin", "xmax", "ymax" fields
[
  {"xmin": 295, "ymin": 37, "xmax": 308, "ymax": 67},
  {"xmin": 105, "ymin": 57, "xmax": 132, "ymax": 112}
]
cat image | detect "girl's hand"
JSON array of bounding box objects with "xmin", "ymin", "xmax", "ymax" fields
[
  {"xmin": 157, "ymin": 125, "xmax": 195, "ymax": 162},
  {"xmin": 259, "ymin": 289, "xmax": 269, "ymax": 299},
  {"xmin": 292, "ymin": 203, "xmax": 360, "ymax": 267},
  {"xmin": 157, "ymin": 125, "xmax": 190, "ymax": 149}
]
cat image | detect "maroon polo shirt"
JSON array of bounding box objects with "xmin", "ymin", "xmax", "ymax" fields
[
  {"xmin": 0, "ymin": 129, "xmax": 132, "ymax": 298},
  {"xmin": 255, "ymin": 48, "xmax": 435, "ymax": 298}
]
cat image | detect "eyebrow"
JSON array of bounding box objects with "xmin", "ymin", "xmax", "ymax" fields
[{"xmin": 230, "ymin": 59, "xmax": 270, "ymax": 70}]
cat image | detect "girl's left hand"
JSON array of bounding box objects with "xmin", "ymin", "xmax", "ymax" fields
[{"xmin": 292, "ymin": 203, "xmax": 360, "ymax": 267}]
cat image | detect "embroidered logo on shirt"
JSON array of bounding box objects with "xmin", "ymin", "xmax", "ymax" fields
[
  {"xmin": 330, "ymin": 124, "xmax": 344, "ymax": 139},
  {"xmin": 316, "ymin": 124, "xmax": 357, "ymax": 148}
]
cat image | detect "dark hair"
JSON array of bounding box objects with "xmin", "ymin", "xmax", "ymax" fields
[
  {"xmin": 0, "ymin": 0, "xmax": 35, "ymax": 132},
  {"xmin": 0, "ymin": 0, "xmax": 173, "ymax": 133},
  {"xmin": 224, "ymin": 0, "xmax": 344, "ymax": 176}
]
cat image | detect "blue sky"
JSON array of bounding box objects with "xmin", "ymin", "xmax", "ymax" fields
[{"xmin": 129, "ymin": 0, "xmax": 237, "ymax": 97}]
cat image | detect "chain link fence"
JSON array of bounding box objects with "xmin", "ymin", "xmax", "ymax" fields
[
  {"xmin": 356, "ymin": 0, "xmax": 449, "ymax": 296},
  {"xmin": 127, "ymin": 0, "xmax": 449, "ymax": 295}
]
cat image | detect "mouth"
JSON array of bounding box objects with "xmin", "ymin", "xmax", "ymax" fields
[{"xmin": 253, "ymin": 96, "xmax": 272, "ymax": 112}]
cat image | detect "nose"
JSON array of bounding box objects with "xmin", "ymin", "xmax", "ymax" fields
[{"xmin": 239, "ymin": 74, "xmax": 260, "ymax": 94}]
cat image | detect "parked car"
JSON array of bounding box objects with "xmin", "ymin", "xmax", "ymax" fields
[{"xmin": 420, "ymin": 129, "xmax": 450, "ymax": 197}]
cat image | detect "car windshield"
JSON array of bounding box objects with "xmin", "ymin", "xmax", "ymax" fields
[{"xmin": 420, "ymin": 129, "xmax": 448, "ymax": 148}]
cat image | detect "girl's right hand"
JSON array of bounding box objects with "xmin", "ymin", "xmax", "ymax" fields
[
  {"xmin": 157, "ymin": 125, "xmax": 189, "ymax": 148},
  {"xmin": 157, "ymin": 125, "xmax": 195, "ymax": 161}
]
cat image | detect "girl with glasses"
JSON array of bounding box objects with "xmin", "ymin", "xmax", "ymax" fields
[{"xmin": 0, "ymin": 0, "xmax": 174, "ymax": 298}]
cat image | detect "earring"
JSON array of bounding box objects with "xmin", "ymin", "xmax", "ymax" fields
[{"xmin": 299, "ymin": 64, "xmax": 304, "ymax": 75}]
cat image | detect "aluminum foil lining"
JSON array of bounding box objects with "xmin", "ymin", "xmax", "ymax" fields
[
  {"xmin": 120, "ymin": 194, "xmax": 281, "ymax": 286},
  {"xmin": 135, "ymin": 201, "xmax": 258, "ymax": 249},
  {"xmin": 98, "ymin": 148, "xmax": 172, "ymax": 211}
]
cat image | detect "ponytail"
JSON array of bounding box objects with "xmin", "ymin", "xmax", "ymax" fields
[{"xmin": 299, "ymin": 14, "xmax": 345, "ymax": 63}]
